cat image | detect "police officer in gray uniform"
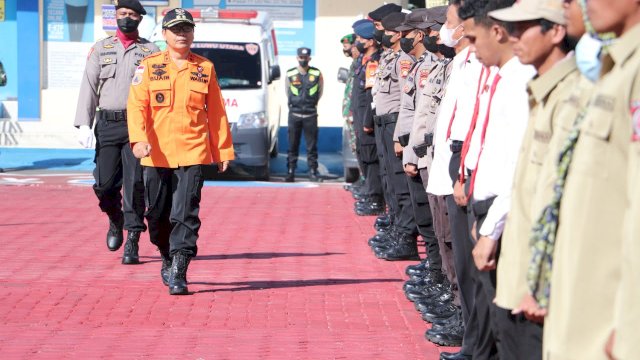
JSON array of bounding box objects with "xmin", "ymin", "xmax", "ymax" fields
[
  {"xmin": 74, "ymin": 0, "xmax": 159, "ymax": 264},
  {"xmin": 370, "ymin": 12, "xmax": 420, "ymax": 261}
]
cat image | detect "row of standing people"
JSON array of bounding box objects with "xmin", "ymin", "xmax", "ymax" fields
[{"xmin": 342, "ymin": 0, "xmax": 638, "ymax": 359}]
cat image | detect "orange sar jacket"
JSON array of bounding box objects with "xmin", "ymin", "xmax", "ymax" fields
[{"xmin": 127, "ymin": 50, "xmax": 234, "ymax": 168}]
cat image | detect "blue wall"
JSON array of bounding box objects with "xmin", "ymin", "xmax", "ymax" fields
[
  {"xmin": 0, "ymin": 0, "xmax": 18, "ymax": 102},
  {"xmin": 17, "ymin": 0, "xmax": 40, "ymax": 120}
]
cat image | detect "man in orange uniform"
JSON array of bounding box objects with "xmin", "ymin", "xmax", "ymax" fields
[{"xmin": 127, "ymin": 8, "xmax": 234, "ymax": 295}]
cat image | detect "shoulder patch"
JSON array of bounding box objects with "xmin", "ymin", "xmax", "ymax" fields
[
  {"xmin": 135, "ymin": 65, "xmax": 145, "ymax": 74},
  {"xmin": 632, "ymin": 100, "xmax": 640, "ymax": 141},
  {"xmin": 399, "ymin": 60, "xmax": 412, "ymax": 79},
  {"xmin": 365, "ymin": 61, "xmax": 378, "ymax": 89},
  {"xmin": 132, "ymin": 73, "xmax": 142, "ymax": 86}
]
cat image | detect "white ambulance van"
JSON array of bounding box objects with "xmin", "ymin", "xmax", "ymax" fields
[{"xmin": 151, "ymin": 8, "xmax": 281, "ymax": 180}]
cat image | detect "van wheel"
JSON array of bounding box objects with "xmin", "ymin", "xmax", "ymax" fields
[
  {"xmin": 254, "ymin": 165, "xmax": 270, "ymax": 181},
  {"xmin": 344, "ymin": 167, "xmax": 359, "ymax": 183}
]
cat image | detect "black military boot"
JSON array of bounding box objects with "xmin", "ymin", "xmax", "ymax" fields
[
  {"xmin": 106, "ymin": 213, "xmax": 124, "ymax": 251},
  {"xmin": 160, "ymin": 250, "xmax": 172, "ymax": 286},
  {"xmin": 285, "ymin": 168, "xmax": 295, "ymax": 182},
  {"xmin": 376, "ymin": 232, "xmax": 420, "ymax": 261},
  {"xmin": 355, "ymin": 197, "xmax": 385, "ymax": 216},
  {"xmin": 425, "ymin": 315, "xmax": 464, "ymax": 347},
  {"xmin": 308, "ymin": 169, "xmax": 322, "ymax": 182},
  {"xmin": 374, "ymin": 214, "xmax": 392, "ymax": 231},
  {"xmin": 169, "ymin": 252, "xmax": 191, "ymax": 295},
  {"xmin": 122, "ymin": 231, "xmax": 141, "ymax": 264}
]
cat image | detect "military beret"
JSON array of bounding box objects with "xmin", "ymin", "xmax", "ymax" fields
[
  {"xmin": 297, "ymin": 47, "xmax": 311, "ymax": 56},
  {"xmin": 353, "ymin": 19, "xmax": 375, "ymax": 40},
  {"xmin": 162, "ymin": 8, "xmax": 195, "ymax": 29},
  {"xmin": 341, "ymin": 34, "xmax": 355, "ymax": 44},
  {"xmin": 395, "ymin": 8, "xmax": 429, "ymax": 31},
  {"xmin": 381, "ymin": 12, "xmax": 407, "ymax": 31},
  {"xmin": 424, "ymin": 6, "xmax": 448, "ymax": 31},
  {"xmin": 114, "ymin": 0, "xmax": 146, "ymax": 15},
  {"xmin": 368, "ymin": 3, "xmax": 402, "ymax": 21}
]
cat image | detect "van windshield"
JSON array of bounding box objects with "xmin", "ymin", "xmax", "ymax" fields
[{"xmin": 191, "ymin": 42, "xmax": 262, "ymax": 90}]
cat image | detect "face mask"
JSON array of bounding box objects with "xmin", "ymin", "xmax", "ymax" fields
[
  {"xmin": 439, "ymin": 44, "xmax": 457, "ymax": 59},
  {"xmin": 575, "ymin": 33, "xmax": 603, "ymax": 82},
  {"xmin": 381, "ymin": 33, "xmax": 395, "ymax": 48},
  {"xmin": 440, "ymin": 23, "xmax": 462, "ymax": 48},
  {"xmin": 117, "ymin": 17, "xmax": 140, "ymax": 34},
  {"xmin": 400, "ymin": 37, "xmax": 416, "ymax": 54},
  {"xmin": 423, "ymin": 35, "xmax": 439, "ymax": 54},
  {"xmin": 298, "ymin": 59, "xmax": 309, "ymax": 67},
  {"xmin": 343, "ymin": 47, "xmax": 352, "ymax": 57},
  {"xmin": 355, "ymin": 41, "xmax": 367, "ymax": 54},
  {"xmin": 374, "ymin": 28, "xmax": 385, "ymax": 43}
]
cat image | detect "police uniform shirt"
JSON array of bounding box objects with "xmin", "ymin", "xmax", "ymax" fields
[
  {"xmin": 494, "ymin": 57, "xmax": 580, "ymax": 311},
  {"xmin": 74, "ymin": 36, "xmax": 159, "ymax": 127},
  {"xmin": 371, "ymin": 48, "xmax": 394, "ymax": 99},
  {"xmin": 406, "ymin": 58, "xmax": 451, "ymax": 169},
  {"xmin": 426, "ymin": 48, "xmax": 472, "ymax": 196},
  {"xmin": 544, "ymin": 23, "xmax": 640, "ymax": 360},
  {"xmin": 471, "ymin": 56, "xmax": 535, "ymax": 240},
  {"xmin": 448, "ymin": 47, "xmax": 485, "ymax": 142},
  {"xmin": 374, "ymin": 50, "xmax": 414, "ymax": 115},
  {"xmin": 394, "ymin": 52, "xmax": 437, "ymax": 143}
]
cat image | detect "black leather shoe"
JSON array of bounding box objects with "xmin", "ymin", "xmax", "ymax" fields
[
  {"xmin": 285, "ymin": 169, "xmax": 295, "ymax": 182},
  {"xmin": 122, "ymin": 231, "xmax": 141, "ymax": 264},
  {"xmin": 440, "ymin": 351, "xmax": 472, "ymax": 360},
  {"xmin": 106, "ymin": 213, "xmax": 124, "ymax": 251},
  {"xmin": 376, "ymin": 233, "xmax": 420, "ymax": 261},
  {"xmin": 426, "ymin": 318, "xmax": 464, "ymax": 347},
  {"xmin": 169, "ymin": 252, "xmax": 191, "ymax": 295},
  {"xmin": 160, "ymin": 250, "xmax": 172, "ymax": 286},
  {"xmin": 309, "ymin": 169, "xmax": 323, "ymax": 182}
]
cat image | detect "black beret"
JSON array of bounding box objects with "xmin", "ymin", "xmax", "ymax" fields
[
  {"xmin": 381, "ymin": 12, "xmax": 407, "ymax": 31},
  {"xmin": 114, "ymin": 0, "xmax": 146, "ymax": 16},
  {"xmin": 162, "ymin": 8, "xmax": 195, "ymax": 29},
  {"xmin": 368, "ymin": 3, "xmax": 402, "ymax": 21}
]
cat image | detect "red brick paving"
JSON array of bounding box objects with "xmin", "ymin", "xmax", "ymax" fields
[{"xmin": 0, "ymin": 178, "xmax": 458, "ymax": 359}]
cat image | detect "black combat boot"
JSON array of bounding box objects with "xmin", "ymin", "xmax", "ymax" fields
[
  {"xmin": 122, "ymin": 231, "xmax": 141, "ymax": 264},
  {"xmin": 160, "ymin": 249, "xmax": 172, "ymax": 286},
  {"xmin": 425, "ymin": 315, "xmax": 464, "ymax": 347},
  {"xmin": 355, "ymin": 197, "xmax": 385, "ymax": 216},
  {"xmin": 308, "ymin": 169, "xmax": 322, "ymax": 182},
  {"xmin": 285, "ymin": 168, "xmax": 295, "ymax": 182},
  {"xmin": 376, "ymin": 232, "xmax": 420, "ymax": 261},
  {"xmin": 169, "ymin": 252, "xmax": 191, "ymax": 295},
  {"xmin": 374, "ymin": 214, "xmax": 392, "ymax": 230},
  {"xmin": 106, "ymin": 212, "xmax": 124, "ymax": 251}
]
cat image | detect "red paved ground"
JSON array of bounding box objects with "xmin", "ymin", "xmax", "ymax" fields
[{"xmin": 0, "ymin": 177, "xmax": 458, "ymax": 359}]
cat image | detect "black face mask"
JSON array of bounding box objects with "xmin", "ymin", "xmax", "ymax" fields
[
  {"xmin": 423, "ymin": 35, "xmax": 439, "ymax": 54},
  {"xmin": 117, "ymin": 17, "xmax": 140, "ymax": 34},
  {"xmin": 381, "ymin": 33, "xmax": 395, "ymax": 48},
  {"xmin": 374, "ymin": 28, "xmax": 385, "ymax": 43},
  {"xmin": 400, "ymin": 37, "xmax": 416, "ymax": 54},
  {"xmin": 355, "ymin": 41, "xmax": 367, "ymax": 54},
  {"xmin": 439, "ymin": 44, "xmax": 457, "ymax": 59},
  {"xmin": 343, "ymin": 47, "xmax": 352, "ymax": 57},
  {"xmin": 298, "ymin": 59, "xmax": 309, "ymax": 67}
]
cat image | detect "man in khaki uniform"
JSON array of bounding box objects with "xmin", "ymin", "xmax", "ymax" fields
[
  {"xmin": 540, "ymin": 0, "xmax": 640, "ymax": 356},
  {"xmin": 488, "ymin": 0, "xmax": 580, "ymax": 357}
]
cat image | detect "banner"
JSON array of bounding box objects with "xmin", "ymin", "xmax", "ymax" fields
[{"xmin": 44, "ymin": 0, "xmax": 94, "ymax": 42}]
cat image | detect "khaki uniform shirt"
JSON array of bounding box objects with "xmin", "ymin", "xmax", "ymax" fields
[
  {"xmin": 495, "ymin": 57, "xmax": 580, "ymax": 310},
  {"xmin": 544, "ymin": 24, "xmax": 640, "ymax": 360},
  {"xmin": 127, "ymin": 51, "xmax": 235, "ymax": 168},
  {"xmin": 74, "ymin": 36, "xmax": 159, "ymax": 127},
  {"xmin": 374, "ymin": 50, "xmax": 414, "ymax": 115}
]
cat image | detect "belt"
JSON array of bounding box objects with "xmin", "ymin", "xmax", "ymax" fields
[
  {"xmin": 450, "ymin": 140, "xmax": 463, "ymax": 153},
  {"xmin": 471, "ymin": 196, "xmax": 496, "ymax": 218},
  {"xmin": 99, "ymin": 109, "xmax": 127, "ymax": 122},
  {"xmin": 378, "ymin": 112, "xmax": 399, "ymax": 125},
  {"xmin": 291, "ymin": 112, "xmax": 317, "ymax": 118},
  {"xmin": 373, "ymin": 115, "xmax": 382, "ymax": 126}
]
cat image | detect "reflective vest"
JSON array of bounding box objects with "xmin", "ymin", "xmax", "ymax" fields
[{"xmin": 287, "ymin": 66, "xmax": 321, "ymax": 114}]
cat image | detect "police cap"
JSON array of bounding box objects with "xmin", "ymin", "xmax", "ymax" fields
[
  {"xmin": 368, "ymin": 3, "xmax": 402, "ymax": 21},
  {"xmin": 423, "ymin": 6, "xmax": 447, "ymax": 31},
  {"xmin": 381, "ymin": 12, "xmax": 407, "ymax": 32},
  {"xmin": 353, "ymin": 19, "xmax": 375, "ymax": 39},
  {"xmin": 297, "ymin": 47, "xmax": 312, "ymax": 57},
  {"xmin": 114, "ymin": 0, "xmax": 146, "ymax": 16},
  {"xmin": 395, "ymin": 8, "xmax": 429, "ymax": 31},
  {"xmin": 162, "ymin": 8, "xmax": 195, "ymax": 29}
]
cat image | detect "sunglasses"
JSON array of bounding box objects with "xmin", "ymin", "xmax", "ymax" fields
[{"xmin": 167, "ymin": 25, "xmax": 194, "ymax": 34}]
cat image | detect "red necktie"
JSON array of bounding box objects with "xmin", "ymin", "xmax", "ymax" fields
[
  {"xmin": 458, "ymin": 67, "xmax": 491, "ymax": 183},
  {"xmin": 467, "ymin": 72, "xmax": 502, "ymax": 200},
  {"xmin": 446, "ymin": 51, "xmax": 474, "ymax": 141}
]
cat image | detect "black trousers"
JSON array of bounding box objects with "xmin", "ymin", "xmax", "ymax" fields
[
  {"xmin": 143, "ymin": 165, "xmax": 205, "ymax": 258},
  {"xmin": 381, "ymin": 118, "xmax": 416, "ymax": 235},
  {"xmin": 359, "ymin": 143, "xmax": 383, "ymax": 198},
  {"xmin": 93, "ymin": 119, "xmax": 146, "ymax": 232},
  {"xmin": 374, "ymin": 119, "xmax": 396, "ymax": 218},
  {"xmin": 412, "ymin": 169, "xmax": 441, "ymax": 270},
  {"xmin": 494, "ymin": 310, "xmax": 543, "ymax": 360},
  {"xmin": 287, "ymin": 113, "xmax": 318, "ymax": 171}
]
